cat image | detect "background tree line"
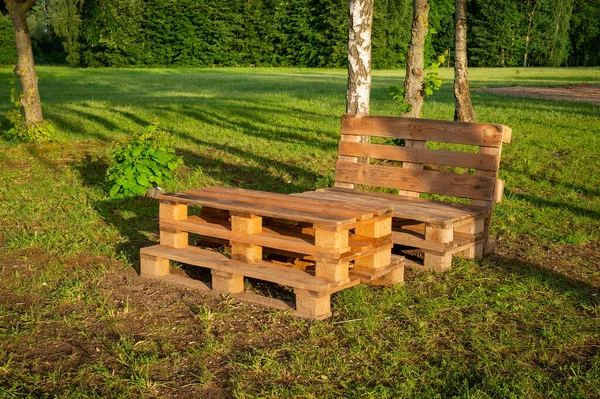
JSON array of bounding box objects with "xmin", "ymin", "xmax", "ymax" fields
[{"xmin": 1, "ymin": 0, "xmax": 599, "ymax": 68}]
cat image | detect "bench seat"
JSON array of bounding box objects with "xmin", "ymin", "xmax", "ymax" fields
[{"xmin": 326, "ymin": 114, "xmax": 511, "ymax": 271}]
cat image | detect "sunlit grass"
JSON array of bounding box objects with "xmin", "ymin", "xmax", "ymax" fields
[{"xmin": 0, "ymin": 66, "xmax": 599, "ymax": 398}]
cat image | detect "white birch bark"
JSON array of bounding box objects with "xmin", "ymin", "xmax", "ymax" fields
[
  {"xmin": 339, "ymin": 0, "xmax": 374, "ymax": 186},
  {"xmin": 346, "ymin": 0, "xmax": 374, "ymax": 116}
]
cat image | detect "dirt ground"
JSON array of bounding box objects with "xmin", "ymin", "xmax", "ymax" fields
[{"xmin": 476, "ymin": 84, "xmax": 600, "ymax": 105}]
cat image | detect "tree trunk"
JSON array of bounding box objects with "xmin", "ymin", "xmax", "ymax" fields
[
  {"xmin": 523, "ymin": 2, "xmax": 536, "ymax": 68},
  {"xmin": 6, "ymin": 0, "xmax": 43, "ymax": 126},
  {"xmin": 453, "ymin": 0, "xmax": 475, "ymax": 122},
  {"xmin": 343, "ymin": 0, "xmax": 374, "ymax": 171},
  {"xmin": 346, "ymin": 0, "xmax": 374, "ymax": 116},
  {"xmin": 403, "ymin": 0, "xmax": 429, "ymax": 118}
]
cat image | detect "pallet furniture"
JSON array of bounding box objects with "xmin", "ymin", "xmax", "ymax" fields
[
  {"xmin": 140, "ymin": 186, "xmax": 404, "ymax": 319},
  {"xmin": 321, "ymin": 114, "xmax": 512, "ymax": 271}
]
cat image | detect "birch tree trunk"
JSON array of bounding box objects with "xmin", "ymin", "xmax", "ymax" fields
[
  {"xmin": 346, "ymin": 0, "xmax": 374, "ymax": 116},
  {"xmin": 453, "ymin": 0, "xmax": 476, "ymax": 122},
  {"xmin": 403, "ymin": 0, "xmax": 429, "ymax": 118},
  {"xmin": 341, "ymin": 0, "xmax": 374, "ymax": 174},
  {"xmin": 6, "ymin": 0, "xmax": 43, "ymax": 126}
]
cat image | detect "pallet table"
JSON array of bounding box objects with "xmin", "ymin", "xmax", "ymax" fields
[{"xmin": 140, "ymin": 186, "xmax": 404, "ymax": 319}]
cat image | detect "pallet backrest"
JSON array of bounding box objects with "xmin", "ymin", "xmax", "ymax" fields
[{"xmin": 335, "ymin": 114, "xmax": 512, "ymax": 208}]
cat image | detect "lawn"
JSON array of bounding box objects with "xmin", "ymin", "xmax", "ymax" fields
[{"xmin": 0, "ymin": 66, "xmax": 599, "ymax": 398}]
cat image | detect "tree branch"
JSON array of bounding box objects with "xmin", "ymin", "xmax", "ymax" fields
[{"xmin": 23, "ymin": 0, "xmax": 37, "ymax": 11}]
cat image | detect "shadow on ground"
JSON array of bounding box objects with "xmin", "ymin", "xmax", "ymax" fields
[{"xmin": 492, "ymin": 237, "xmax": 600, "ymax": 300}]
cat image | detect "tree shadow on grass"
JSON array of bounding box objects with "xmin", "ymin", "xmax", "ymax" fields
[
  {"xmin": 71, "ymin": 154, "xmax": 159, "ymax": 271},
  {"xmin": 488, "ymin": 252, "xmax": 599, "ymax": 302},
  {"xmin": 506, "ymin": 190, "xmax": 600, "ymax": 220},
  {"xmin": 93, "ymin": 197, "xmax": 160, "ymax": 272},
  {"xmin": 176, "ymin": 140, "xmax": 326, "ymax": 193},
  {"xmin": 503, "ymin": 166, "xmax": 600, "ymax": 199}
]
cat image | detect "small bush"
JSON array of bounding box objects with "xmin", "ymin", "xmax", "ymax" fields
[
  {"xmin": 4, "ymin": 81, "xmax": 55, "ymax": 143},
  {"xmin": 106, "ymin": 119, "xmax": 183, "ymax": 198}
]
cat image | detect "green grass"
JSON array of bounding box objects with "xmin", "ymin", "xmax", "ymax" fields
[{"xmin": 1, "ymin": 66, "xmax": 599, "ymax": 398}]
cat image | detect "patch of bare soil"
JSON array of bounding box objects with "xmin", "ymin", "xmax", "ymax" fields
[
  {"xmin": 0, "ymin": 248, "xmax": 57, "ymax": 282},
  {"xmin": 1, "ymin": 246, "xmax": 308, "ymax": 397},
  {"xmin": 476, "ymin": 84, "xmax": 600, "ymax": 105}
]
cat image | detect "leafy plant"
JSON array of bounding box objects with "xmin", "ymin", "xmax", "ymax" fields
[
  {"xmin": 388, "ymin": 50, "xmax": 448, "ymax": 117},
  {"xmin": 423, "ymin": 50, "xmax": 448, "ymax": 96},
  {"xmin": 4, "ymin": 80, "xmax": 54, "ymax": 143},
  {"xmin": 387, "ymin": 85, "xmax": 412, "ymax": 114},
  {"xmin": 106, "ymin": 119, "xmax": 183, "ymax": 198}
]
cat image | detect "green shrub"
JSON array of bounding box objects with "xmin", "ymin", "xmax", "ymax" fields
[
  {"xmin": 106, "ymin": 120, "xmax": 183, "ymax": 198},
  {"xmin": 4, "ymin": 81, "xmax": 55, "ymax": 143}
]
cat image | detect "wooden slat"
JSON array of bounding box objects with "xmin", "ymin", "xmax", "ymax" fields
[
  {"xmin": 397, "ymin": 139, "xmax": 425, "ymax": 197},
  {"xmin": 338, "ymin": 141, "xmax": 499, "ymax": 171},
  {"xmin": 301, "ymin": 190, "xmax": 465, "ymax": 226},
  {"xmin": 323, "ymin": 188, "xmax": 489, "ymax": 216},
  {"xmin": 161, "ymin": 216, "xmax": 350, "ymax": 258},
  {"xmin": 334, "ymin": 161, "xmax": 496, "ymax": 201},
  {"xmin": 392, "ymin": 230, "xmax": 447, "ymax": 253},
  {"xmin": 396, "ymin": 221, "xmax": 481, "ymax": 243},
  {"xmin": 141, "ymin": 245, "xmax": 335, "ymax": 291},
  {"xmin": 159, "ymin": 192, "xmax": 354, "ymax": 230},
  {"xmin": 349, "ymin": 260, "xmax": 403, "ymax": 283},
  {"xmin": 190, "ymin": 186, "xmax": 392, "ymax": 218},
  {"xmin": 340, "ymin": 114, "xmax": 506, "ymax": 148}
]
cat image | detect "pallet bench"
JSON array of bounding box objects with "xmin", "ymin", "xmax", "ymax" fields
[
  {"xmin": 140, "ymin": 186, "xmax": 404, "ymax": 319},
  {"xmin": 327, "ymin": 114, "xmax": 512, "ymax": 271}
]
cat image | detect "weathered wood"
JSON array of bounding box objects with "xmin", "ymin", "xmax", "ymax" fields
[
  {"xmin": 314, "ymin": 229, "xmax": 350, "ymax": 282},
  {"xmin": 397, "ymin": 140, "xmax": 426, "ymax": 197},
  {"xmin": 230, "ymin": 213, "xmax": 262, "ymax": 263},
  {"xmin": 141, "ymin": 245, "xmax": 335, "ymax": 292},
  {"xmin": 335, "ymin": 161, "xmax": 496, "ymax": 201},
  {"xmin": 295, "ymin": 289, "xmax": 331, "ymax": 319},
  {"xmin": 159, "ymin": 202, "xmax": 188, "ymax": 248},
  {"xmin": 144, "ymin": 186, "xmax": 405, "ymax": 319},
  {"xmin": 472, "ymin": 145, "xmax": 502, "ymax": 253},
  {"xmin": 160, "ymin": 192, "xmax": 355, "ymax": 231},
  {"xmin": 340, "ymin": 114, "xmax": 505, "ymax": 147},
  {"xmin": 338, "ymin": 141, "xmax": 499, "ymax": 171},
  {"xmin": 327, "ymin": 113, "xmax": 508, "ymax": 271},
  {"xmin": 423, "ymin": 226, "xmax": 454, "ymax": 271},
  {"xmin": 307, "ymin": 189, "xmax": 488, "ymax": 227},
  {"xmin": 194, "ymin": 186, "xmax": 392, "ymax": 218},
  {"xmin": 160, "ymin": 216, "xmax": 349, "ymax": 258},
  {"xmin": 211, "ymin": 270, "xmax": 244, "ymax": 294},
  {"xmin": 354, "ymin": 218, "xmax": 392, "ymax": 271},
  {"xmin": 323, "ymin": 188, "xmax": 489, "ymax": 215},
  {"xmin": 454, "ymin": 217, "xmax": 485, "ymax": 259},
  {"xmin": 140, "ymin": 253, "xmax": 170, "ymax": 277}
]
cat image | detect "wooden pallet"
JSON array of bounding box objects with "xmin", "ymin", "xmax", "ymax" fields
[
  {"xmin": 140, "ymin": 187, "xmax": 404, "ymax": 319},
  {"xmin": 324, "ymin": 114, "xmax": 511, "ymax": 271}
]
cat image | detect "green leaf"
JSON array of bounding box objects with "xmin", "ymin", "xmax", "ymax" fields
[
  {"xmin": 137, "ymin": 174, "xmax": 150, "ymax": 186},
  {"xmin": 109, "ymin": 184, "xmax": 120, "ymax": 197},
  {"xmin": 132, "ymin": 146, "xmax": 144, "ymax": 156}
]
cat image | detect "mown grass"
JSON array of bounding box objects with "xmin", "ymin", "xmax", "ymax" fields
[{"xmin": 0, "ymin": 66, "xmax": 599, "ymax": 398}]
